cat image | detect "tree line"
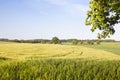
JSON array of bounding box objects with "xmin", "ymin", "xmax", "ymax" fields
[{"xmin": 0, "ymin": 37, "xmax": 117, "ymax": 45}]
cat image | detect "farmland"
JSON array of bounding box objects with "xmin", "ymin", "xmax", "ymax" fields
[
  {"xmin": 84, "ymin": 42, "xmax": 120, "ymax": 55},
  {"xmin": 0, "ymin": 42, "xmax": 120, "ymax": 80}
]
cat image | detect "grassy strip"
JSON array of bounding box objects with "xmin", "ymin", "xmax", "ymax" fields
[{"xmin": 83, "ymin": 42, "xmax": 120, "ymax": 55}]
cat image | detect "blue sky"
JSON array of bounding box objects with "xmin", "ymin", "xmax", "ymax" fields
[{"xmin": 0, "ymin": 0, "xmax": 120, "ymax": 40}]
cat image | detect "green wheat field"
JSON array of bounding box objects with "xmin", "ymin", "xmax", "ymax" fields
[{"xmin": 0, "ymin": 42, "xmax": 120, "ymax": 80}]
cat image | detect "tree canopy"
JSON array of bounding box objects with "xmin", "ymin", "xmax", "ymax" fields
[
  {"xmin": 85, "ymin": 0, "xmax": 120, "ymax": 39},
  {"xmin": 51, "ymin": 37, "xmax": 60, "ymax": 44},
  {"xmin": 72, "ymin": 39, "xmax": 78, "ymax": 45}
]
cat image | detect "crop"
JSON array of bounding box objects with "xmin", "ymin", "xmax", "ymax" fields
[
  {"xmin": 0, "ymin": 42, "xmax": 120, "ymax": 80},
  {"xmin": 0, "ymin": 59, "xmax": 120, "ymax": 80}
]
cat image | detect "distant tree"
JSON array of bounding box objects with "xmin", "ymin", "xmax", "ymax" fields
[
  {"xmin": 31, "ymin": 40, "xmax": 40, "ymax": 43},
  {"xmin": 12, "ymin": 39, "xmax": 21, "ymax": 43},
  {"xmin": 87, "ymin": 41, "xmax": 91, "ymax": 45},
  {"xmin": 96, "ymin": 41, "xmax": 101, "ymax": 45},
  {"xmin": 87, "ymin": 41, "xmax": 94, "ymax": 45},
  {"xmin": 0, "ymin": 38, "xmax": 9, "ymax": 41},
  {"xmin": 80, "ymin": 41, "xmax": 84, "ymax": 45},
  {"xmin": 40, "ymin": 40, "xmax": 46, "ymax": 44},
  {"xmin": 72, "ymin": 39, "xmax": 78, "ymax": 45},
  {"xmin": 51, "ymin": 37, "xmax": 60, "ymax": 44}
]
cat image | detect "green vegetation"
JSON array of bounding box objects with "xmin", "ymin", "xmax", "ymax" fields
[
  {"xmin": 0, "ymin": 59, "xmax": 120, "ymax": 80},
  {"xmin": 86, "ymin": 0, "xmax": 120, "ymax": 39},
  {"xmin": 72, "ymin": 39, "xmax": 78, "ymax": 45},
  {"xmin": 50, "ymin": 37, "xmax": 61, "ymax": 44},
  {"xmin": 0, "ymin": 42, "xmax": 120, "ymax": 80},
  {"xmin": 96, "ymin": 40, "xmax": 101, "ymax": 45},
  {"xmin": 87, "ymin": 41, "xmax": 94, "ymax": 45},
  {"xmin": 84, "ymin": 42, "xmax": 120, "ymax": 55}
]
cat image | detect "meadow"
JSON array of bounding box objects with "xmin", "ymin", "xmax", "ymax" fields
[
  {"xmin": 0, "ymin": 42, "xmax": 120, "ymax": 80},
  {"xmin": 84, "ymin": 42, "xmax": 120, "ymax": 55}
]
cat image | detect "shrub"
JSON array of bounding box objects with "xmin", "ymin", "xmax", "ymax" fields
[
  {"xmin": 87, "ymin": 41, "xmax": 94, "ymax": 45},
  {"xmin": 96, "ymin": 41, "xmax": 101, "ymax": 45}
]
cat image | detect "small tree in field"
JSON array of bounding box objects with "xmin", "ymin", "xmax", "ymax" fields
[{"xmin": 51, "ymin": 37, "xmax": 60, "ymax": 44}]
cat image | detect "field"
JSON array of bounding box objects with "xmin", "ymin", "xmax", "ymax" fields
[
  {"xmin": 84, "ymin": 42, "xmax": 120, "ymax": 55},
  {"xmin": 0, "ymin": 42, "xmax": 120, "ymax": 80}
]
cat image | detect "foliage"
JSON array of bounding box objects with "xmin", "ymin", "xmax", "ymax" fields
[
  {"xmin": 79, "ymin": 41, "xmax": 84, "ymax": 45},
  {"xmin": 72, "ymin": 39, "xmax": 78, "ymax": 45},
  {"xmin": 51, "ymin": 37, "xmax": 60, "ymax": 44},
  {"xmin": 96, "ymin": 40, "xmax": 101, "ymax": 45},
  {"xmin": 87, "ymin": 41, "xmax": 94, "ymax": 45},
  {"xmin": 40, "ymin": 40, "xmax": 46, "ymax": 44},
  {"xmin": 86, "ymin": 0, "xmax": 120, "ymax": 39},
  {"xmin": 0, "ymin": 59, "xmax": 120, "ymax": 80}
]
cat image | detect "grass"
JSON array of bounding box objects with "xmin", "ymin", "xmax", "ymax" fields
[
  {"xmin": 0, "ymin": 59, "xmax": 120, "ymax": 80},
  {"xmin": 84, "ymin": 42, "xmax": 120, "ymax": 55},
  {"xmin": 0, "ymin": 42, "xmax": 120, "ymax": 80}
]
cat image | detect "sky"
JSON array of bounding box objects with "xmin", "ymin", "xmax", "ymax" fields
[{"xmin": 0, "ymin": 0, "xmax": 120, "ymax": 40}]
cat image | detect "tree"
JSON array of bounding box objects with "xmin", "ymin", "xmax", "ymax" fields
[
  {"xmin": 72, "ymin": 39, "xmax": 78, "ymax": 45},
  {"xmin": 50, "ymin": 37, "xmax": 60, "ymax": 44},
  {"xmin": 86, "ymin": 0, "xmax": 120, "ymax": 39},
  {"xmin": 40, "ymin": 40, "xmax": 46, "ymax": 44},
  {"xmin": 87, "ymin": 41, "xmax": 94, "ymax": 45}
]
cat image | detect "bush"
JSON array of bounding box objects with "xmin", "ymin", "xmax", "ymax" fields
[
  {"xmin": 80, "ymin": 41, "xmax": 84, "ymax": 45},
  {"xmin": 96, "ymin": 41, "xmax": 101, "ymax": 45},
  {"xmin": 87, "ymin": 41, "xmax": 94, "ymax": 45}
]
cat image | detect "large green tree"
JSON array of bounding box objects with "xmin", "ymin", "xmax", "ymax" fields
[
  {"xmin": 86, "ymin": 0, "xmax": 120, "ymax": 39},
  {"xmin": 50, "ymin": 37, "xmax": 60, "ymax": 44}
]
